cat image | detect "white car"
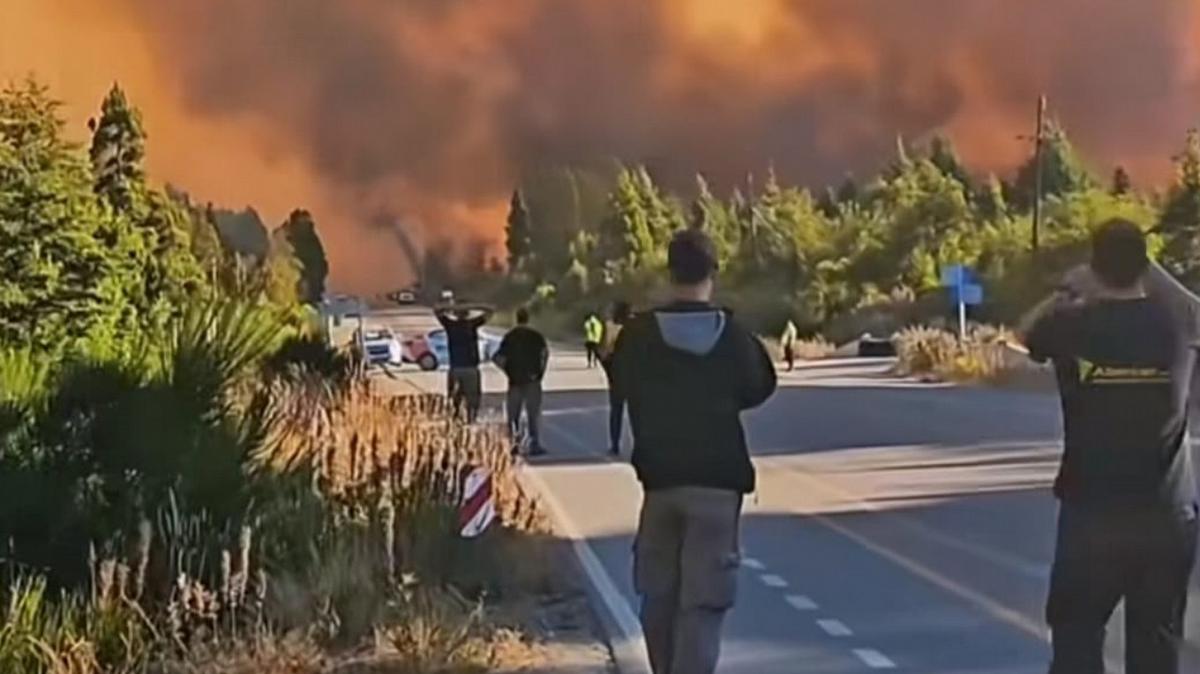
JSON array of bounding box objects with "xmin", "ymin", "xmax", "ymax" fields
[
  {"xmin": 411, "ymin": 328, "xmax": 502, "ymax": 371},
  {"xmin": 359, "ymin": 328, "xmax": 404, "ymax": 367}
]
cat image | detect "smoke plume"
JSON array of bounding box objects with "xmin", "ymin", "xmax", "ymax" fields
[{"xmin": 3, "ymin": 0, "xmax": 1199, "ymax": 291}]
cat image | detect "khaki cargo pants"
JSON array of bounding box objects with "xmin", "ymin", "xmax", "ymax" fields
[{"xmin": 634, "ymin": 487, "xmax": 742, "ymax": 674}]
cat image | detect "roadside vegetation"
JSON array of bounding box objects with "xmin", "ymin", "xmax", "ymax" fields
[
  {"xmin": 476, "ymin": 122, "xmax": 1200, "ymax": 347},
  {"xmin": 0, "ymin": 79, "xmax": 565, "ymax": 673},
  {"xmin": 892, "ymin": 324, "xmax": 1043, "ymax": 385}
]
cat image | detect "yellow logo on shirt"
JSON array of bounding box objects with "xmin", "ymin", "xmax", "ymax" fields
[{"xmin": 1077, "ymin": 357, "xmax": 1169, "ymax": 385}]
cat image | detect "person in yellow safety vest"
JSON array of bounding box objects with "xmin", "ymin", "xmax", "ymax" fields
[
  {"xmin": 781, "ymin": 319, "xmax": 799, "ymax": 372},
  {"xmin": 584, "ymin": 313, "xmax": 604, "ymax": 369}
]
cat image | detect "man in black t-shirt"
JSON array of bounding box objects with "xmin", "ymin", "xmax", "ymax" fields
[
  {"xmin": 495, "ymin": 307, "xmax": 549, "ymax": 455},
  {"xmin": 434, "ymin": 303, "xmax": 494, "ymax": 422},
  {"xmin": 1023, "ymin": 219, "xmax": 1199, "ymax": 674}
]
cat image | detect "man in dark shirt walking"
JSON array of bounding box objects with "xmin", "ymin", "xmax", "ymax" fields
[
  {"xmin": 495, "ymin": 307, "xmax": 549, "ymax": 456},
  {"xmin": 613, "ymin": 229, "xmax": 777, "ymax": 674},
  {"xmin": 434, "ymin": 303, "xmax": 494, "ymax": 423},
  {"xmin": 1023, "ymin": 219, "xmax": 1199, "ymax": 674}
]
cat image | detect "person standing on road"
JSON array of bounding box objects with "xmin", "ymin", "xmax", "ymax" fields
[
  {"xmin": 434, "ymin": 303, "xmax": 494, "ymax": 423},
  {"xmin": 600, "ymin": 300, "xmax": 632, "ymax": 456},
  {"xmin": 1021, "ymin": 219, "xmax": 1199, "ymax": 674},
  {"xmin": 495, "ymin": 307, "xmax": 549, "ymax": 456},
  {"xmin": 584, "ymin": 312, "xmax": 604, "ymax": 369},
  {"xmin": 780, "ymin": 318, "xmax": 799, "ymax": 372},
  {"xmin": 613, "ymin": 229, "xmax": 777, "ymax": 674}
]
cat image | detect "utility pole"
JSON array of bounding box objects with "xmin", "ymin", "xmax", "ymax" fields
[{"xmin": 1032, "ymin": 95, "xmax": 1047, "ymax": 253}]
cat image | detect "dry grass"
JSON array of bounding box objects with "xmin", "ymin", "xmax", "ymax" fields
[
  {"xmin": 1, "ymin": 380, "xmax": 565, "ymax": 674},
  {"xmin": 268, "ymin": 385, "xmax": 545, "ymax": 536},
  {"xmin": 893, "ymin": 324, "xmax": 1022, "ymax": 383}
]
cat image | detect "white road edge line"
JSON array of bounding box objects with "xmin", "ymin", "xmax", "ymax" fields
[
  {"xmin": 853, "ymin": 648, "xmax": 897, "ymax": 669},
  {"xmin": 784, "ymin": 594, "xmax": 819, "ymax": 611},
  {"xmin": 741, "ymin": 557, "xmax": 766, "ymax": 571},
  {"xmin": 816, "ymin": 619, "xmax": 854, "ymax": 637},
  {"xmin": 519, "ymin": 462, "xmax": 652, "ymax": 674},
  {"xmin": 759, "ymin": 574, "xmax": 789, "ymax": 588}
]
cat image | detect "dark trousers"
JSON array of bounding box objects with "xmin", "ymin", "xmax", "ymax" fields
[
  {"xmin": 1047, "ymin": 503, "xmax": 1198, "ymax": 674},
  {"xmin": 783, "ymin": 344, "xmax": 795, "ymax": 371},
  {"xmin": 635, "ymin": 487, "xmax": 742, "ymax": 674},
  {"xmin": 585, "ymin": 341, "xmax": 600, "ymax": 368},
  {"xmin": 506, "ymin": 381, "xmax": 542, "ymax": 450},
  {"xmin": 601, "ymin": 359, "xmax": 624, "ymax": 452},
  {"xmin": 447, "ymin": 367, "xmax": 482, "ymax": 422}
]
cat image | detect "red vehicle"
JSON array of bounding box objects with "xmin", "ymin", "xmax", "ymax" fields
[
  {"xmin": 402, "ymin": 333, "xmax": 439, "ymax": 371},
  {"xmin": 402, "ymin": 328, "xmax": 501, "ymax": 372}
]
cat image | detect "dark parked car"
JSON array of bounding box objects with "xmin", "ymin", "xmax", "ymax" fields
[{"xmin": 858, "ymin": 334, "xmax": 897, "ymax": 357}]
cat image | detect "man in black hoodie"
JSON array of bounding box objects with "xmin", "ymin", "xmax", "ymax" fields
[{"xmin": 613, "ymin": 229, "xmax": 777, "ymax": 674}]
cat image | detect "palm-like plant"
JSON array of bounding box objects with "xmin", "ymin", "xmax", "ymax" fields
[{"xmin": 1, "ymin": 297, "xmax": 292, "ymax": 586}]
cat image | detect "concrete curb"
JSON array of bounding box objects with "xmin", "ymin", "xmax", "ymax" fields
[{"xmin": 519, "ymin": 466, "xmax": 652, "ymax": 674}]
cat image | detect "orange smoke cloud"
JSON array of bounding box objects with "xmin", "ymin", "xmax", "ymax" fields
[{"xmin": 3, "ymin": 0, "xmax": 1199, "ymax": 292}]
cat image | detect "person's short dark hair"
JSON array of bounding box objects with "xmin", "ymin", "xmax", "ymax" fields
[
  {"xmin": 1091, "ymin": 218, "xmax": 1149, "ymax": 289},
  {"xmin": 668, "ymin": 229, "xmax": 718, "ymax": 285},
  {"xmin": 516, "ymin": 307, "xmax": 530, "ymax": 324}
]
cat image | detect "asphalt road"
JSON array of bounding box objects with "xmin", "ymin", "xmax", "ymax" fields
[{"xmin": 370, "ymin": 307, "xmax": 1200, "ymax": 674}]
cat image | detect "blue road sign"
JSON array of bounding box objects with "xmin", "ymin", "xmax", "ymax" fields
[
  {"xmin": 943, "ymin": 265, "xmax": 984, "ymax": 306},
  {"xmin": 957, "ymin": 283, "xmax": 984, "ymax": 306}
]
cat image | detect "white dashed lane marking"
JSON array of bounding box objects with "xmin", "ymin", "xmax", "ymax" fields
[
  {"xmin": 816, "ymin": 619, "xmax": 854, "ymax": 637},
  {"xmin": 744, "ymin": 558, "xmax": 895, "ymax": 667},
  {"xmin": 854, "ymin": 648, "xmax": 898, "ymax": 669},
  {"xmin": 784, "ymin": 594, "xmax": 819, "ymax": 611},
  {"xmin": 759, "ymin": 574, "xmax": 789, "ymax": 588}
]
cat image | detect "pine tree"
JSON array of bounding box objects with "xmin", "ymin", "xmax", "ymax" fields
[
  {"xmin": 974, "ymin": 174, "xmax": 1010, "ymax": 223},
  {"xmin": 817, "ymin": 175, "xmax": 861, "ymax": 218},
  {"xmin": 258, "ymin": 230, "xmax": 303, "ymax": 308},
  {"xmin": 278, "ymin": 209, "xmax": 329, "ymax": 303},
  {"xmin": 1111, "ymin": 166, "xmax": 1134, "ymax": 196},
  {"xmin": 1159, "ymin": 130, "xmax": 1200, "ymax": 286},
  {"xmin": 876, "ymin": 158, "xmax": 974, "ymax": 290},
  {"xmin": 745, "ymin": 167, "xmax": 796, "ymax": 277},
  {"xmin": 690, "ymin": 174, "xmax": 737, "ymax": 267},
  {"xmin": 89, "ymin": 83, "xmax": 146, "ymax": 213},
  {"xmin": 835, "ymin": 175, "xmax": 862, "ymax": 205},
  {"xmin": 1014, "ymin": 121, "xmax": 1097, "ymax": 210},
  {"xmin": 597, "ymin": 168, "xmax": 649, "ymax": 277},
  {"xmin": 140, "ymin": 192, "xmax": 204, "ymax": 312},
  {"xmin": 929, "ymin": 135, "xmax": 973, "ymax": 192},
  {"xmin": 633, "ymin": 166, "xmax": 681, "ymax": 253},
  {"xmin": 0, "ymin": 80, "xmax": 132, "ymax": 352},
  {"xmin": 191, "ymin": 203, "xmax": 227, "ymax": 287},
  {"xmin": 504, "ymin": 189, "xmax": 533, "ymax": 273}
]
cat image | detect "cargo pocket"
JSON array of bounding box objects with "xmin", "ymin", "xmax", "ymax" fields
[
  {"xmin": 633, "ymin": 540, "xmax": 678, "ymax": 598},
  {"xmin": 682, "ymin": 551, "xmax": 740, "ymax": 610}
]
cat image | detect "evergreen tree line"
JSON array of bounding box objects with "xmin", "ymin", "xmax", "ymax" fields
[
  {"xmin": 503, "ymin": 124, "xmax": 1200, "ymax": 336},
  {"xmin": 0, "ymin": 79, "xmax": 330, "ymax": 358}
]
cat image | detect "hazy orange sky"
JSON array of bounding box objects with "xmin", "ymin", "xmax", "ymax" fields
[{"xmin": 3, "ymin": 0, "xmax": 1199, "ymax": 292}]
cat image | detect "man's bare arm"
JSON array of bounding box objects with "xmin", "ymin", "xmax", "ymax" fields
[
  {"xmin": 1145, "ymin": 261, "xmax": 1200, "ymax": 308},
  {"xmin": 1144, "ymin": 261, "xmax": 1200, "ymax": 346},
  {"xmin": 1018, "ymin": 292, "xmax": 1066, "ymax": 343}
]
